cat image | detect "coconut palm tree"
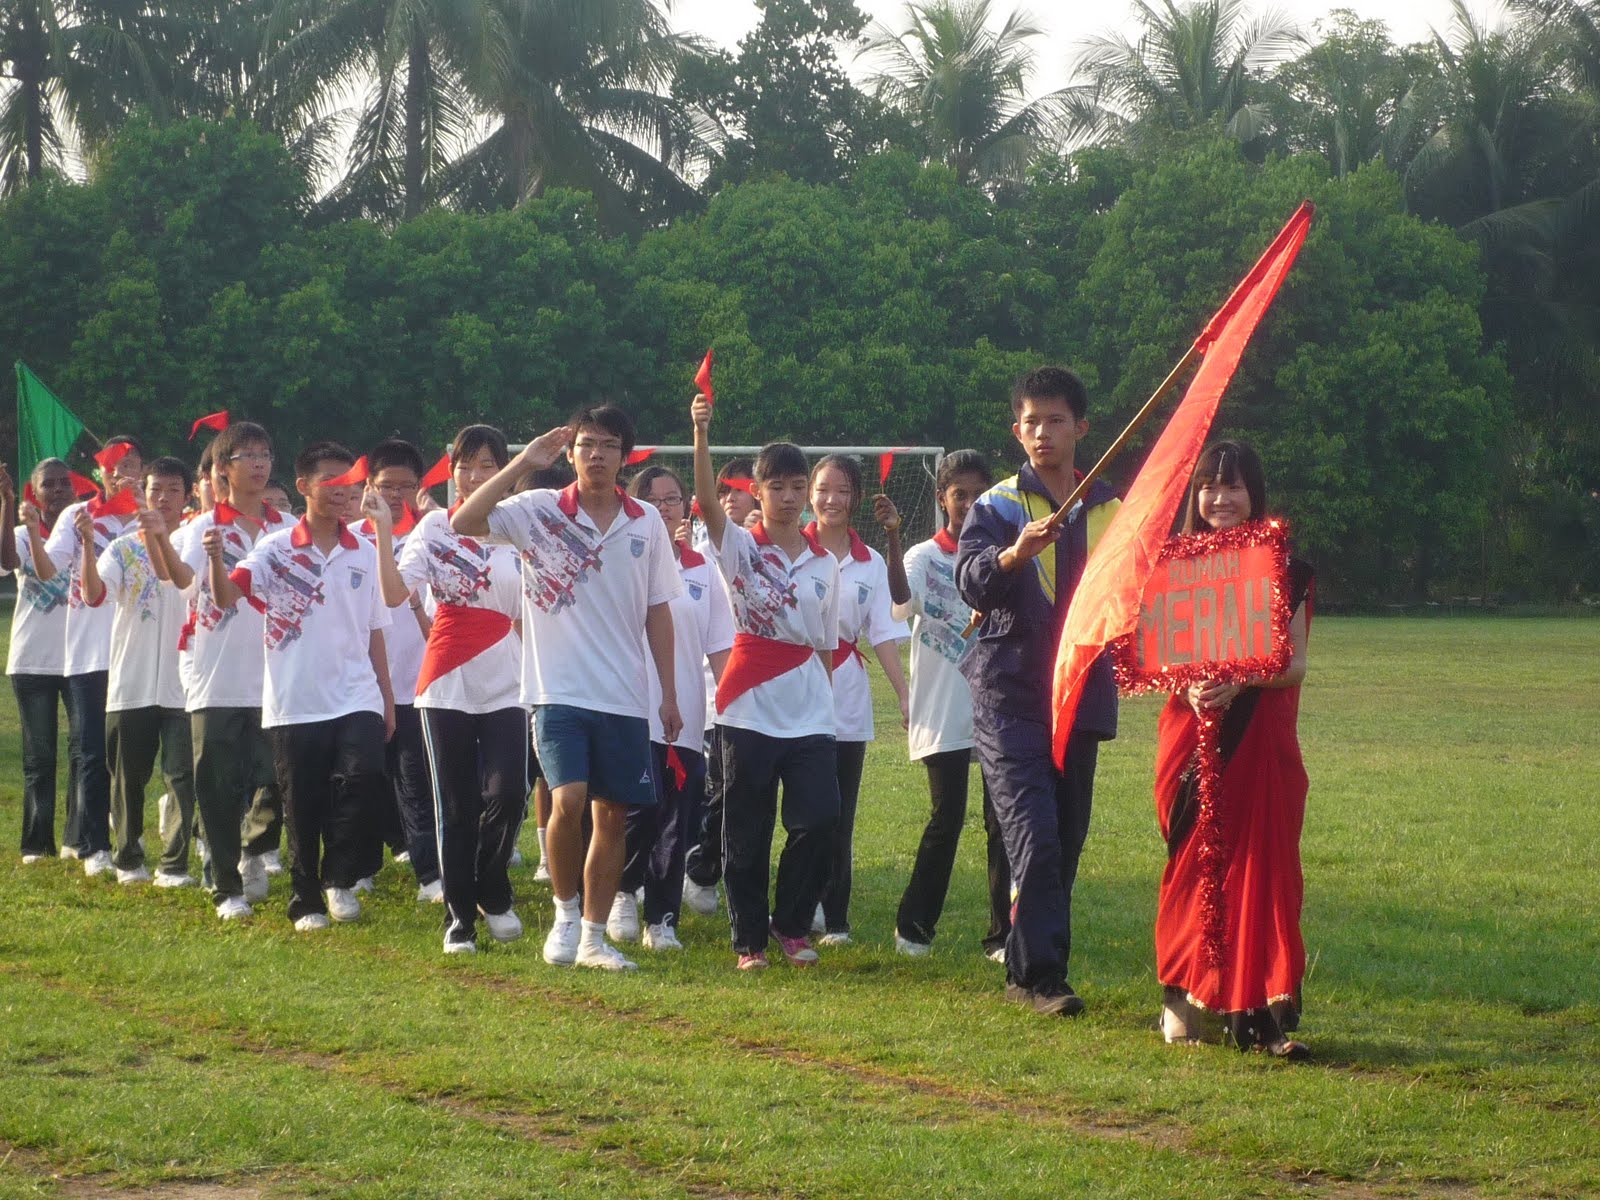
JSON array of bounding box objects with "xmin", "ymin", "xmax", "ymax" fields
[
  {"xmin": 1061, "ymin": 0, "xmax": 1301, "ymax": 150},
  {"xmin": 862, "ymin": 0, "xmax": 1065, "ymax": 186}
]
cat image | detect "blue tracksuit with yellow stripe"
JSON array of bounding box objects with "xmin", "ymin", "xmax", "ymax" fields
[{"xmin": 955, "ymin": 462, "xmax": 1119, "ymax": 991}]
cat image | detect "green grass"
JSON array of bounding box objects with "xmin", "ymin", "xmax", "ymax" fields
[{"xmin": 0, "ymin": 617, "xmax": 1596, "ymax": 1198}]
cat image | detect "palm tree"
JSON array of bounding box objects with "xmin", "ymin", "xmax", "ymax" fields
[
  {"xmin": 435, "ymin": 0, "xmax": 716, "ymax": 230},
  {"xmin": 1062, "ymin": 0, "xmax": 1301, "ymax": 150},
  {"xmin": 0, "ymin": 0, "xmax": 166, "ymax": 193},
  {"xmin": 862, "ymin": 0, "xmax": 1064, "ymax": 186},
  {"xmin": 260, "ymin": 0, "xmax": 512, "ymax": 220}
]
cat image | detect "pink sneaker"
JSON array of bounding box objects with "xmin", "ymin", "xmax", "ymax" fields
[
  {"xmin": 772, "ymin": 929, "xmax": 819, "ymax": 967},
  {"xmin": 737, "ymin": 952, "xmax": 769, "ymax": 971}
]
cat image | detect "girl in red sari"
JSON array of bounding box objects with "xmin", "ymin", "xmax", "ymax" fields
[{"xmin": 1154, "ymin": 441, "xmax": 1313, "ymax": 1059}]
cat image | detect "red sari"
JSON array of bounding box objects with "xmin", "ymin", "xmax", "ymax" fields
[{"xmin": 1153, "ymin": 560, "xmax": 1312, "ymax": 1039}]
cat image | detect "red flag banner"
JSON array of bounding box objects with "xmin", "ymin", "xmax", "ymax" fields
[
  {"xmin": 627, "ymin": 447, "xmax": 657, "ymax": 466},
  {"xmin": 323, "ymin": 456, "xmax": 368, "ymax": 487},
  {"xmin": 1050, "ymin": 202, "xmax": 1313, "ymax": 768},
  {"xmin": 68, "ymin": 471, "xmax": 101, "ymax": 499},
  {"xmin": 694, "ymin": 349, "xmax": 714, "ymax": 406},
  {"xmin": 418, "ymin": 453, "xmax": 451, "ymax": 490},
  {"xmin": 94, "ymin": 442, "xmax": 134, "ymax": 475},
  {"xmin": 88, "ymin": 488, "xmax": 138, "ymax": 519},
  {"xmin": 189, "ymin": 411, "xmax": 229, "ymax": 441}
]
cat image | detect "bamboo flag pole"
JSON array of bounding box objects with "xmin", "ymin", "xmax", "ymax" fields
[{"xmin": 962, "ymin": 340, "xmax": 1205, "ymax": 637}]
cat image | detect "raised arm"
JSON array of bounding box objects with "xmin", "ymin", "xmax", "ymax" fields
[
  {"xmin": 689, "ymin": 394, "xmax": 725, "ymax": 551},
  {"xmin": 76, "ymin": 508, "xmax": 105, "ymax": 606},
  {"xmin": 359, "ymin": 487, "xmax": 412, "ymax": 608},
  {"xmin": 450, "ymin": 426, "xmax": 572, "ymax": 538},
  {"xmin": 872, "ymin": 494, "xmax": 910, "ymax": 606}
]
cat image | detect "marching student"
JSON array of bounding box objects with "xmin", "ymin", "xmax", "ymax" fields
[
  {"xmin": 82, "ymin": 458, "xmax": 197, "ymax": 886},
  {"xmin": 608, "ymin": 465, "xmax": 734, "ymax": 950},
  {"xmin": 357, "ymin": 436, "xmax": 437, "ymax": 901},
  {"xmin": 805, "ymin": 455, "xmax": 909, "ymax": 944},
  {"xmin": 214, "ymin": 441, "xmax": 395, "ymax": 929},
  {"xmin": 397, "ymin": 425, "xmax": 528, "ymax": 953},
  {"xmin": 955, "ymin": 367, "xmax": 1120, "ymax": 1017},
  {"xmin": 35, "ymin": 435, "xmax": 145, "ymax": 874},
  {"xmin": 881, "ymin": 451, "xmax": 1013, "ymax": 959},
  {"xmin": 4, "ymin": 460, "xmax": 75, "ymax": 862},
  {"xmin": 681, "ymin": 457, "xmax": 759, "ymax": 916},
  {"xmin": 262, "ymin": 480, "xmax": 294, "ymax": 517},
  {"xmin": 172, "ymin": 420, "xmax": 294, "ymax": 918},
  {"xmin": 690, "ymin": 395, "xmax": 840, "ymax": 971},
  {"xmin": 451, "ymin": 407, "xmax": 681, "ymax": 972}
]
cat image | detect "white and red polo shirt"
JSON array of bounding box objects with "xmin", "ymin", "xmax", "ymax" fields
[
  {"xmin": 44, "ymin": 501, "xmax": 136, "ymax": 676},
  {"xmin": 396, "ymin": 507, "xmax": 523, "ymax": 714},
  {"xmin": 7, "ymin": 525, "xmax": 71, "ymax": 676},
  {"xmin": 355, "ymin": 510, "xmax": 426, "ymax": 705},
  {"xmin": 93, "ymin": 531, "xmax": 186, "ymax": 712},
  {"xmin": 177, "ymin": 502, "xmax": 293, "ymax": 711},
  {"xmin": 807, "ymin": 524, "xmax": 909, "ymax": 743},
  {"xmin": 646, "ymin": 541, "xmax": 735, "ymax": 746},
  {"xmin": 485, "ymin": 483, "xmax": 680, "ymax": 719},
  {"xmin": 897, "ymin": 528, "xmax": 978, "ymax": 761},
  {"xmin": 708, "ymin": 521, "xmax": 839, "ymax": 741},
  {"xmin": 230, "ymin": 518, "xmax": 391, "ymax": 728}
]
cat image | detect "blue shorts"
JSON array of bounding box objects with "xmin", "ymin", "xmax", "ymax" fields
[{"xmin": 532, "ymin": 705, "xmax": 656, "ymax": 808}]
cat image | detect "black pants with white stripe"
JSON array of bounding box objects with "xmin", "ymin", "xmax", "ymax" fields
[{"xmin": 419, "ymin": 706, "xmax": 528, "ymax": 943}]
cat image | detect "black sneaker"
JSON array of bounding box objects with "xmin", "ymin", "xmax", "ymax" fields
[{"xmin": 1005, "ymin": 981, "xmax": 1087, "ymax": 1017}]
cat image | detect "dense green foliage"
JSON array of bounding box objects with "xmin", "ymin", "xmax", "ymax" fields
[{"xmin": 0, "ymin": 0, "xmax": 1596, "ymax": 601}]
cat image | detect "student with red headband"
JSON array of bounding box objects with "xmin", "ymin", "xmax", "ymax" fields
[
  {"xmin": 4, "ymin": 459, "xmax": 75, "ymax": 862},
  {"xmin": 396, "ymin": 425, "xmax": 528, "ymax": 954},
  {"xmin": 690, "ymin": 395, "xmax": 839, "ymax": 970},
  {"xmin": 34, "ymin": 435, "xmax": 144, "ymax": 874}
]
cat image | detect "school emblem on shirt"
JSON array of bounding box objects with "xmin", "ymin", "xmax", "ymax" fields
[
  {"xmin": 857, "ymin": 582, "xmax": 870, "ymax": 606},
  {"xmin": 349, "ymin": 567, "xmax": 365, "ymax": 589},
  {"xmin": 688, "ymin": 582, "xmax": 704, "ymax": 601},
  {"xmin": 815, "ymin": 579, "xmax": 828, "ymax": 599},
  {"xmin": 629, "ymin": 535, "xmax": 646, "ymax": 558}
]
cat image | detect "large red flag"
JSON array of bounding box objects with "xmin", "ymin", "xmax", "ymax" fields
[{"xmin": 1050, "ymin": 202, "xmax": 1313, "ymax": 768}]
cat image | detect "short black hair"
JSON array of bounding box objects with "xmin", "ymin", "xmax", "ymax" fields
[
  {"xmin": 144, "ymin": 456, "xmax": 194, "ymax": 496},
  {"xmin": 1010, "ymin": 367, "xmax": 1088, "ymax": 420},
  {"xmin": 629, "ymin": 464, "xmax": 687, "ymax": 502},
  {"xmin": 936, "ymin": 449, "xmax": 993, "ymax": 493},
  {"xmin": 368, "ymin": 436, "xmax": 426, "ymax": 480},
  {"xmin": 716, "ymin": 457, "xmax": 755, "ymax": 494},
  {"xmin": 212, "ymin": 421, "xmax": 271, "ymax": 467},
  {"xmin": 196, "ymin": 442, "xmax": 216, "ymax": 476},
  {"xmin": 568, "ymin": 404, "xmax": 636, "ymax": 459},
  {"xmin": 809, "ymin": 453, "xmax": 863, "ymax": 510},
  {"xmin": 31, "ymin": 457, "xmax": 69, "ymax": 484},
  {"xmin": 294, "ymin": 440, "xmax": 356, "ymax": 481},
  {"xmin": 524, "ymin": 462, "xmax": 574, "ymax": 491},
  {"xmin": 104, "ymin": 434, "xmax": 145, "ymax": 459},
  {"xmin": 451, "ymin": 424, "xmax": 509, "ymax": 471},
  {"xmin": 754, "ymin": 442, "xmax": 808, "ymax": 484},
  {"xmin": 1181, "ymin": 440, "xmax": 1267, "ymax": 534}
]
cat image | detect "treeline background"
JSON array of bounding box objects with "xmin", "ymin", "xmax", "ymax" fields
[{"xmin": 0, "ymin": 0, "xmax": 1596, "ymax": 604}]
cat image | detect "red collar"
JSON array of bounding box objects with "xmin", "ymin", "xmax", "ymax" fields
[
  {"xmin": 676, "ymin": 541, "xmax": 706, "ymax": 569},
  {"xmin": 214, "ymin": 500, "xmax": 282, "ymax": 528},
  {"xmin": 556, "ymin": 482, "xmax": 645, "ymax": 522},
  {"xmin": 933, "ymin": 526, "xmax": 958, "ymax": 554},
  {"xmin": 290, "ymin": 516, "xmax": 359, "ymax": 550},
  {"xmin": 753, "ymin": 521, "xmax": 826, "ymax": 559},
  {"xmin": 803, "ymin": 521, "xmax": 871, "ymax": 562}
]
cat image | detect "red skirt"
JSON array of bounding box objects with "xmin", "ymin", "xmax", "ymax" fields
[{"xmin": 1153, "ymin": 686, "xmax": 1307, "ymax": 1015}]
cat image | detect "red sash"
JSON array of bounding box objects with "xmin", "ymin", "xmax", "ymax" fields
[
  {"xmin": 716, "ymin": 632, "xmax": 815, "ymax": 713},
  {"xmin": 832, "ymin": 638, "xmax": 866, "ymax": 671},
  {"xmin": 415, "ymin": 603, "xmax": 512, "ymax": 696}
]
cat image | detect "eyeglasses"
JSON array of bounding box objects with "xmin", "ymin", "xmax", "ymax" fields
[{"xmin": 228, "ymin": 451, "xmax": 273, "ymax": 464}]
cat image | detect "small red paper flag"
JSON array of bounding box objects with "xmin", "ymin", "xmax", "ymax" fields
[
  {"xmin": 418, "ymin": 453, "xmax": 451, "ymax": 490},
  {"xmin": 88, "ymin": 488, "xmax": 138, "ymax": 519},
  {"xmin": 94, "ymin": 442, "xmax": 134, "ymax": 475},
  {"xmin": 1050, "ymin": 202, "xmax": 1313, "ymax": 769},
  {"xmin": 626, "ymin": 447, "xmax": 656, "ymax": 466},
  {"xmin": 23, "ymin": 483, "xmax": 37, "ymax": 507},
  {"xmin": 666, "ymin": 745, "xmax": 688, "ymax": 790},
  {"xmin": 68, "ymin": 471, "xmax": 101, "ymax": 499},
  {"xmin": 188, "ymin": 411, "xmax": 229, "ymax": 441},
  {"xmin": 690, "ymin": 497, "xmax": 702, "ymax": 518},
  {"xmin": 694, "ymin": 349, "xmax": 714, "ymax": 406},
  {"xmin": 722, "ymin": 477, "xmax": 754, "ymax": 495},
  {"xmin": 322, "ymin": 456, "xmax": 368, "ymax": 487}
]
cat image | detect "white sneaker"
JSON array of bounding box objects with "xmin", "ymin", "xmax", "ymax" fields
[
  {"xmin": 986, "ymin": 946, "xmax": 1007, "ymax": 964},
  {"xmin": 543, "ymin": 919, "xmax": 579, "ymax": 965},
  {"xmin": 811, "ymin": 903, "xmax": 826, "ymax": 933},
  {"xmin": 575, "ymin": 939, "xmax": 638, "ymax": 971},
  {"xmin": 216, "ymin": 895, "xmax": 253, "ymax": 921},
  {"xmin": 480, "ymin": 906, "xmax": 524, "ymax": 943},
  {"xmin": 894, "ymin": 932, "xmax": 931, "ymax": 957},
  {"xmin": 531, "ymin": 859, "xmax": 550, "ymax": 883},
  {"xmin": 606, "ymin": 891, "xmax": 641, "ymax": 942},
  {"xmin": 294, "ymin": 913, "xmax": 331, "ymax": 932},
  {"xmin": 116, "ymin": 865, "xmax": 152, "ymax": 885},
  {"xmin": 153, "ymin": 871, "xmax": 195, "ymax": 889},
  {"xmin": 239, "ymin": 853, "xmax": 269, "ymax": 902},
  {"xmin": 416, "ymin": 879, "xmax": 444, "ymax": 903},
  {"xmin": 394, "ymin": 850, "xmax": 411, "ymax": 864},
  {"xmin": 58, "ymin": 846, "xmax": 80, "ymax": 860},
  {"xmin": 261, "ymin": 849, "xmax": 284, "ymax": 876},
  {"xmin": 21, "ymin": 853, "xmax": 44, "ymax": 865},
  {"xmin": 642, "ymin": 921, "xmax": 682, "ymax": 951},
  {"xmin": 443, "ymin": 936, "xmax": 477, "ymax": 955},
  {"xmin": 351, "ymin": 876, "xmax": 375, "ymax": 895},
  {"xmin": 817, "ymin": 931, "xmax": 851, "ymax": 947},
  {"xmin": 325, "ymin": 887, "xmax": 361, "ymax": 922},
  {"xmin": 682, "ymin": 876, "xmax": 718, "ymax": 916},
  {"xmin": 83, "ymin": 850, "xmax": 113, "ymax": 877}
]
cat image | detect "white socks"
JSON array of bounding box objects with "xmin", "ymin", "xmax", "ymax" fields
[
  {"xmin": 553, "ymin": 895, "xmax": 580, "ymax": 924},
  {"xmin": 536, "ymin": 826, "xmax": 548, "ymax": 863},
  {"xmin": 580, "ymin": 919, "xmax": 607, "ymax": 952}
]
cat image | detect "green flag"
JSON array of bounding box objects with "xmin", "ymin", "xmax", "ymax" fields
[{"xmin": 16, "ymin": 360, "xmax": 85, "ymax": 482}]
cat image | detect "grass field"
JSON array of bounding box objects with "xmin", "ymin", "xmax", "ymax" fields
[{"xmin": 0, "ymin": 616, "xmax": 1596, "ymax": 1199}]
